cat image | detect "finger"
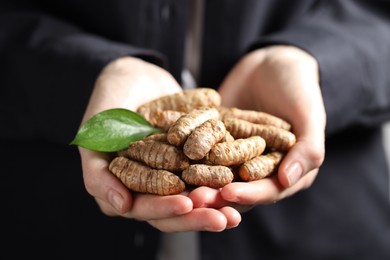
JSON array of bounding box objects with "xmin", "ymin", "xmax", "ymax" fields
[
  {"xmin": 80, "ymin": 147, "xmax": 194, "ymax": 219},
  {"xmin": 278, "ymin": 138, "xmax": 324, "ymax": 188},
  {"xmin": 80, "ymin": 148, "xmax": 135, "ymax": 214},
  {"xmin": 277, "ymin": 77, "xmax": 325, "ymax": 188},
  {"xmin": 147, "ymin": 208, "xmax": 229, "ymax": 232},
  {"xmin": 188, "ymin": 186, "xmax": 225, "ymax": 208},
  {"xmin": 221, "ymin": 177, "xmax": 282, "ymax": 205},
  {"xmin": 121, "ymin": 193, "xmax": 193, "ymax": 221},
  {"xmin": 278, "ymin": 91, "xmax": 325, "ymax": 188},
  {"xmin": 218, "ymin": 206, "xmax": 242, "ymax": 229},
  {"xmin": 189, "ymin": 186, "xmax": 254, "ymax": 213},
  {"xmin": 220, "ymin": 170, "xmax": 318, "ymax": 205}
]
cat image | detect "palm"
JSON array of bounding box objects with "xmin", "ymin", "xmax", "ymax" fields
[{"xmin": 215, "ymin": 45, "xmax": 326, "ymax": 205}]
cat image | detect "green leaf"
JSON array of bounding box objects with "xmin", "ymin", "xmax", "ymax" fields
[{"xmin": 70, "ymin": 108, "xmax": 161, "ymax": 152}]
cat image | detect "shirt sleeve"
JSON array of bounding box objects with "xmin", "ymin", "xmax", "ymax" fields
[
  {"xmin": 249, "ymin": 0, "xmax": 390, "ymax": 136},
  {"xmin": 0, "ymin": 9, "xmax": 166, "ymax": 144}
]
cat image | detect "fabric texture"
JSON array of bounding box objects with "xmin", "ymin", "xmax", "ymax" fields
[{"xmin": 1, "ymin": 0, "xmax": 390, "ymax": 259}]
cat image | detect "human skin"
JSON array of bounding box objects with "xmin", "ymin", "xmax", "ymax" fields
[
  {"xmin": 78, "ymin": 44, "xmax": 326, "ymax": 232},
  {"xmin": 78, "ymin": 57, "xmax": 241, "ymax": 232},
  {"xmin": 189, "ymin": 45, "xmax": 326, "ymax": 211}
]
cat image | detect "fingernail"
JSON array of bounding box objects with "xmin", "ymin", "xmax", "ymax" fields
[
  {"xmin": 286, "ymin": 162, "xmax": 303, "ymax": 186},
  {"xmin": 108, "ymin": 189, "xmax": 123, "ymax": 212}
]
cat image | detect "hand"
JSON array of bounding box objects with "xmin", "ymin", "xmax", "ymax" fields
[
  {"xmin": 193, "ymin": 45, "xmax": 326, "ymax": 210},
  {"xmin": 78, "ymin": 57, "xmax": 241, "ymax": 231}
]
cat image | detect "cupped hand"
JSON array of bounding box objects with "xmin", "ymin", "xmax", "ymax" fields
[
  {"xmin": 207, "ymin": 45, "xmax": 326, "ymax": 208},
  {"xmin": 78, "ymin": 57, "xmax": 241, "ymax": 232}
]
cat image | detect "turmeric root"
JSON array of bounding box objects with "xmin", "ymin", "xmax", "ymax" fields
[
  {"xmin": 221, "ymin": 130, "xmax": 235, "ymax": 143},
  {"xmin": 223, "ymin": 118, "xmax": 296, "ymax": 151},
  {"xmin": 109, "ymin": 156, "xmax": 186, "ymax": 195},
  {"xmin": 137, "ymin": 88, "xmax": 221, "ymax": 121},
  {"xmin": 181, "ymin": 164, "xmax": 234, "ymax": 188},
  {"xmin": 147, "ymin": 110, "xmax": 186, "ymax": 132},
  {"xmin": 219, "ymin": 107, "xmax": 291, "ymax": 130},
  {"xmin": 207, "ymin": 136, "xmax": 266, "ymax": 166},
  {"xmin": 107, "ymin": 88, "xmax": 299, "ymax": 194},
  {"xmin": 167, "ymin": 107, "xmax": 220, "ymax": 146},
  {"xmin": 124, "ymin": 139, "xmax": 190, "ymax": 171},
  {"xmin": 143, "ymin": 133, "xmax": 168, "ymax": 142},
  {"xmin": 239, "ymin": 151, "xmax": 284, "ymax": 181},
  {"xmin": 183, "ymin": 119, "xmax": 226, "ymax": 160}
]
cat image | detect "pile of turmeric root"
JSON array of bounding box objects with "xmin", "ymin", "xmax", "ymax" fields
[{"xmin": 108, "ymin": 88, "xmax": 296, "ymax": 195}]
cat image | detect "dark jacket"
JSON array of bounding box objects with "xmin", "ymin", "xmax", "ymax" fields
[{"xmin": 1, "ymin": 0, "xmax": 390, "ymax": 259}]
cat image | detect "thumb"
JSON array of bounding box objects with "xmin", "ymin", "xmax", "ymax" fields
[
  {"xmin": 278, "ymin": 138, "xmax": 324, "ymax": 188},
  {"xmin": 277, "ymin": 108, "xmax": 326, "ymax": 188}
]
